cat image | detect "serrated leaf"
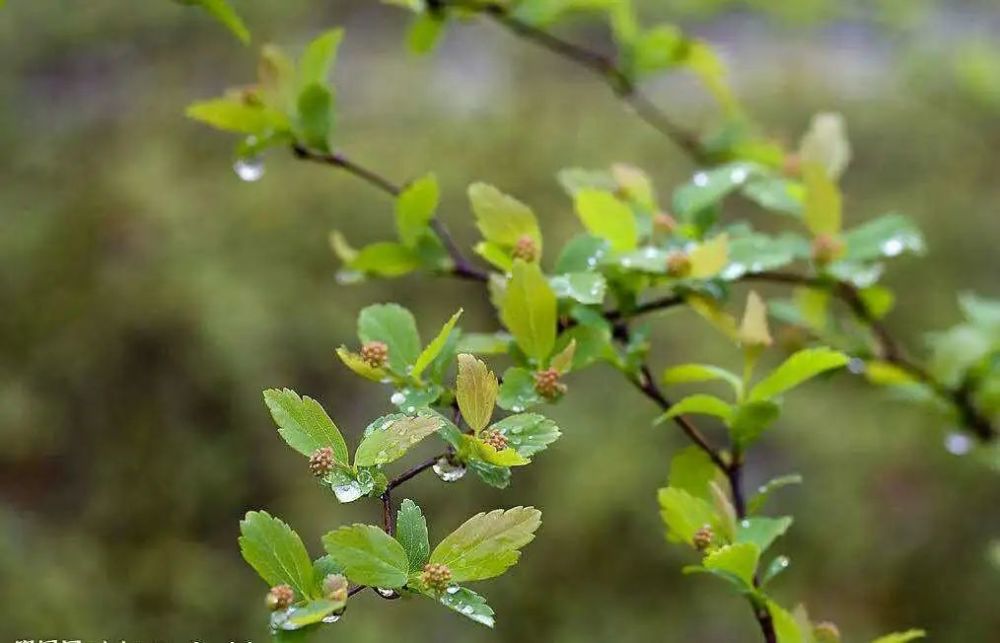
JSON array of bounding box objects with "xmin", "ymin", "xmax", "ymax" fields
[
  {"xmin": 468, "ymin": 459, "xmax": 512, "ymax": 489},
  {"xmin": 573, "ymin": 188, "xmax": 638, "ymax": 252},
  {"xmin": 322, "ymin": 524, "xmax": 409, "ymax": 588},
  {"xmin": 429, "ymin": 507, "xmax": 542, "ymax": 582},
  {"xmin": 803, "ymin": 163, "xmax": 842, "ymax": 237},
  {"xmin": 749, "ymin": 347, "xmax": 849, "ymax": 401},
  {"xmin": 396, "ymin": 173, "xmax": 439, "ymax": 246},
  {"xmin": 456, "ymin": 354, "xmax": 498, "ymax": 433},
  {"xmin": 703, "ymin": 542, "xmax": 760, "ymax": 587},
  {"xmin": 497, "ymin": 367, "xmax": 543, "ymax": 412},
  {"xmin": 490, "ymin": 413, "xmax": 561, "ymax": 457},
  {"xmin": 689, "ymin": 234, "xmax": 729, "ymax": 279},
  {"xmin": 668, "ymin": 446, "xmax": 717, "ymax": 501},
  {"xmin": 870, "ymin": 630, "xmax": 926, "ymax": 643},
  {"xmin": 435, "ymin": 586, "xmax": 495, "ymax": 627},
  {"xmin": 354, "ymin": 413, "xmax": 446, "ymax": 467},
  {"xmin": 663, "ymin": 363, "xmax": 743, "ymax": 397},
  {"xmin": 263, "ymin": 388, "xmax": 348, "ymax": 463},
  {"xmin": 396, "ymin": 499, "xmax": 430, "ymax": 573},
  {"xmin": 358, "ymin": 303, "xmax": 422, "ymax": 373},
  {"xmin": 298, "ymin": 29, "xmax": 343, "ymax": 89},
  {"xmin": 412, "ymin": 309, "xmax": 462, "ymax": 379},
  {"xmin": 239, "ymin": 511, "xmax": 316, "ymax": 598},
  {"xmin": 502, "ymin": 260, "xmax": 557, "ymax": 363},
  {"xmin": 660, "ymin": 394, "xmax": 733, "ymax": 424},
  {"xmin": 658, "ymin": 487, "xmax": 719, "ymax": 544},
  {"xmin": 461, "ymin": 434, "xmax": 531, "ymax": 467},
  {"xmin": 736, "ymin": 516, "xmax": 793, "ymax": 553},
  {"xmin": 468, "ymin": 183, "xmax": 541, "ymax": 250}
]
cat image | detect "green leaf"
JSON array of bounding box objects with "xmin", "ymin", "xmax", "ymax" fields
[
  {"xmin": 490, "ymin": 413, "xmax": 561, "ymax": 458},
  {"xmin": 263, "ymin": 388, "xmax": 348, "ymax": 464},
  {"xmin": 667, "ymin": 446, "xmax": 717, "ymax": 501},
  {"xmin": 799, "ymin": 112, "xmax": 851, "ymax": 180},
  {"xmin": 358, "ymin": 303, "xmax": 422, "ymax": 373},
  {"xmin": 730, "ymin": 400, "xmax": 782, "ymax": 449},
  {"xmin": 461, "ymin": 434, "xmax": 531, "ymax": 467},
  {"xmin": 407, "ymin": 14, "xmax": 446, "ymax": 54},
  {"xmin": 311, "ymin": 554, "xmax": 344, "ymax": 582},
  {"xmin": 870, "ymin": 630, "xmax": 926, "ymax": 643},
  {"xmin": 468, "ymin": 183, "xmax": 541, "ymax": 250},
  {"xmin": 660, "ymin": 394, "xmax": 733, "ymax": 424},
  {"xmin": 497, "ymin": 367, "xmax": 544, "ymax": 412},
  {"xmin": 468, "ymin": 459, "xmax": 512, "ymax": 489},
  {"xmin": 396, "ymin": 499, "xmax": 430, "ymax": 573},
  {"xmin": 658, "ymin": 487, "xmax": 719, "ymax": 544},
  {"xmin": 298, "ymin": 29, "xmax": 344, "ymax": 89},
  {"xmin": 348, "ymin": 241, "xmax": 422, "ymax": 277},
  {"xmin": 663, "ymin": 363, "xmax": 743, "ymax": 397},
  {"xmin": 322, "ymin": 524, "xmax": 409, "ymax": 588},
  {"xmin": 456, "ymin": 354, "xmax": 498, "ymax": 433},
  {"xmin": 501, "ymin": 260, "xmax": 557, "ymax": 363},
  {"xmin": 549, "ymin": 272, "xmax": 607, "ymax": 305},
  {"xmin": 573, "ymin": 189, "xmax": 638, "ymax": 252},
  {"xmin": 748, "ymin": 474, "xmax": 803, "ymax": 514},
  {"xmin": 394, "ymin": 173, "xmax": 440, "ymax": 246},
  {"xmin": 429, "ymin": 507, "xmax": 542, "ymax": 582},
  {"xmin": 354, "ymin": 413, "xmax": 446, "ymax": 467},
  {"xmin": 554, "ymin": 234, "xmax": 610, "ymax": 273},
  {"xmin": 769, "ymin": 600, "xmax": 805, "ymax": 643},
  {"xmin": 749, "ymin": 347, "xmax": 849, "ymax": 401},
  {"xmin": 736, "ymin": 516, "xmax": 793, "ymax": 553},
  {"xmin": 741, "ymin": 176, "xmax": 804, "ymax": 216},
  {"xmin": 630, "ymin": 24, "xmax": 685, "ymax": 75},
  {"xmin": 689, "ymin": 234, "xmax": 729, "ymax": 279},
  {"xmin": 673, "ymin": 162, "xmax": 762, "ymax": 219},
  {"xmin": 412, "ymin": 309, "xmax": 462, "ymax": 379},
  {"xmin": 275, "ymin": 599, "xmax": 345, "ymax": 630},
  {"xmin": 239, "ymin": 511, "xmax": 316, "ymax": 598},
  {"xmin": 186, "ymin": 98, "xmax": 284, "ymax": 134},
  {"xmin": 295, "ymin": 83, "xmax": 334, "ymax": 152},
  {"xmin": 843, "ymin": 214, "xmax": 925, "ymax": 263},
  {"xmin": 185, "ymin": 0, "xmax": 250, "ymax": 44},
  {"xmin": 703, "ymin": 542, "xmax": 760, "ymax": 587},
  {"xmin": 803, "ymin": 163, "xmax": 842, "ymax": 236},
  {"xmin": 435, "ymin": 586, "xmax": 495, "ymax": 627},
  {"xmin": 456, "ymin": 332, "xmax": 513, "ymax": 355}
]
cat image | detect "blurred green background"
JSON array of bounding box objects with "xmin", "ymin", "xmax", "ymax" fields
[{"xmin": 2, "ymin": 1, "xmax": 999, "ymax": 641}]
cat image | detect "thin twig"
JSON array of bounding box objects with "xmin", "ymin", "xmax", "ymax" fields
[{"xmin": 386, "ymin": 453, "xmax": 446, "ymax": 491}]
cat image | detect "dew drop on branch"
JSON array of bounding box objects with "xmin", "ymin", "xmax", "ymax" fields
[
  {"xmin": 433, "ymin": 457, "xmax": 466, "ymax": 482},
  {"xmin": 943, "ymin": 431, "xmax": 972, "ymax": 456}
]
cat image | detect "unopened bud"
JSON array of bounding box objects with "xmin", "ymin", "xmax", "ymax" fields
[
  {"xmin": 533, "ymin": 368, "xmax": 567, "ymax": 400},
  {"xmin": 665, "ymin": 251, "xmax": 692, "ymax": 278},
  {"xmin": 360, "ymin": 341, "xmax": 389, "ymax": 368},
  {"xmin": 812, "ymin": 622, "xmax": 842, "ymax": 643},
  {"xmin": 782, "ymin": 152, "xmax": 802, "ymax": 178},
  {"xmin": 653, "ymin": 212, "xmax": 677, "ymax": 234},
  {"xmin": 420, "ymin": 562, "xmax": 452, "ymax": 591},
  {"xmin": 811, "ymin": 233, "xmax": 845, "ymax": 265},
  {"xmin": 309, "ymin": 447, "xmax": 335, "ymax": 477},
  {"xmin": 511, "ymin": 235, "xmax": 539, "ymax": 262},
  {"xmin": 266, "ymin": 584, "xmax": 295, "ymax": 611},
  {"xmin": 480, "ymin": 429, "xmax": 508, "ymax": 451},
  {"xmin": 693, "ymin": 524, "xmax": 714, "ymax": 552},
  {"xmin": 323, "ymin": 573, "xmax": 349, "ymax": 603}
]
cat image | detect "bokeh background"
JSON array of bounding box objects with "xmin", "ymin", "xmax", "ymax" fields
[{"xmin": 2, "ymin": 1, "xmax": 999, "ymax": 641}]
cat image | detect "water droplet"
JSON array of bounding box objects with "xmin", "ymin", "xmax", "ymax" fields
[
  {"xmin": 693, "ymin": 172, "xmax": 710, "ymax": 187},
  {"xmin": 944, "ymin": 432, "xmax": 972, "ymax": 455},
  {"xmin": 446, "ymin": 585, "xmax": 461, "ymax": 595},
  {"xmin": 405, "ymin": 406, "xmax": 416, "ymax": 413},
  {"xmin": 335, "ymin": 269, "xmax": 364, "ymax": 285},
  {"xmin": 510, "ymin": 405, "xmax": 524, "ymax": 413},
  {"xmin": 881, "ymin": 238, "xmax": 905, "ymax": 257},
  {"xmin": 322, "ymin": 612, "xmax": 343, "ymax": 624},
  {"xmin": 729, "ymin": 167, "xmax": 749, "ymax": 184},
  {"xmin": 234, "ymin": 156, "xmax": 265, "ymax": 182},
  {"xmin": 461, "ymin": 605, "xmax": 475, "ymax": 614},
  {"xmin": 586, "ymin": 257, "xmax": 598, "ymax": 267},
  {"xmin": 390, "ymin": 392, "xmax": 406, "ymax": 406},
  {"xmin": 333, "ymin": 482, "xmax": 364, "ymax": 503},
  {"xmin": 270, "ymin": 606, "xmax": 294, "ymax": 631},
  {"xmin": 621, "ymin": 257, "xmax": 633, "ymax": 268},
  {"xmin": 433, "ymin": 457, "xmax": 466, "ymax": 482},
  {"xmin": 376, "ymin": 587, "xmax": 398, "ymax": 599},
  {"xmin": 847, "ymin": 358, "xmax": 866, "ymax": 375},
  {"xmin": 739, "ymin": 519, "xmax": 750, "ymax": 528}
]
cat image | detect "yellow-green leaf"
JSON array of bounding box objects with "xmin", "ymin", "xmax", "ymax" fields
[
  {"xmin": 396, "ymin": 173, "xmax": 439, "ymax": 246},
  {"xmin": 456, "ymin": 354, "xmax": 498, "ymax": 433},
  {"xmin": 703, "ymin": 542, "xmax": 760, "ymax": 587},
  {"xmin": 321, "ymin": 524, "xmax": 409, "ymax": 588},
  {"xmin": 573, "ymin": 188, "xmax": 638, "ymax": 252},
  {"xmin": 660, "ymin": 394, "xmax": 733, "ymax": 423},
  {"xmin": 412, "ymin": 309, "xmax": 462, "ymax": 379},
  {"xmin": 468, "ymin": 183, "xmax": 541, "ymax": 250},
  {"xmin": 429, "ymin": 507, "xmax": 542, "ymax": 582},
  {"xmin": 186, "ymin": 98, "xmax": 285, "ymax": 134},
  {"xmin": 689, "ymin": 234, "xmax": 729, "ymax": 279},
  {"xmin": 501, "ymin": 260, "xmax": 557, "ymax": 363},
  {"xmin": 749, "ymin": 347, "xmax": 849, "ymax": 401},
  {"xmin": 335, "ymin": 346, "xmax": 386, "ymax": 382},
  {"xmin": 739, "ymin": 290, "xmax": 773, "ymax": 347},
  {"xmin": 298, "ymin": 28, "xmax": 344, "ymax": 89},
  {"xmin": 354, "ymin": 414, "xmax": 446, "ymax": 467},
  {"xmin": 239, "ymin": 511, "xmax": 316, "ymax": 598},
  {"xmin": 803, "ymin": 163, "xmax": 842, "ymax": 236},
  {"xmin": 185, "ymin": 0, "xmax": 250, "ymax": 44},
  {"xmin": 870, "ymin": 630, "xmax": 926, "ymax": 643},
  {"xmin": 799, "ymin": 112, "xmax": 851, "ymax": 180}
]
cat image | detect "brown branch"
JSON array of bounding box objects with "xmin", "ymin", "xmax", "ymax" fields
[{"xmin": 290, "ymin": 144, "xmax": 489, "ymax": 282}]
